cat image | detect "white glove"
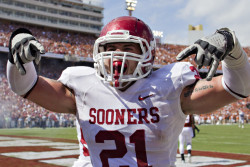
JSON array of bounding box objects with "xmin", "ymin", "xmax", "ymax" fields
[
  {"xmin": 9, "ymin": 29, "xmax": 45, "ymax": 75},
  {"xmin": 176, "ymin": 28, "xmax": 234, "ymax": 81}
]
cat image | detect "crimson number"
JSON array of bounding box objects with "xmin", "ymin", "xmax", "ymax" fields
[{"xmin": 95, "ymin": 130, "xmax": 152, "ymax": 167}]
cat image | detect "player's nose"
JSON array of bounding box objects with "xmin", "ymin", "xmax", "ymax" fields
[
  {"xmin": 113, "ymin": 48, "xmax": 123, "ymax": 58},
  {"xmin": 115, "ymin": 48, "xmax": 122, "ymax": 52}
]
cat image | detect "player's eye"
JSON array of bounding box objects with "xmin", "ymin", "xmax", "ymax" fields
[
  {"xmin": 106, "ymin": 47, "xmax": 116, "ymax": 51},
  {"xmin": 123, "ymin": 47, "xmax": 133, "ymax": 52}
]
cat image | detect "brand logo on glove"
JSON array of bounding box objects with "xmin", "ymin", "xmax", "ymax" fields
[{"xmin": 138, "ymin": 94, "xmax": 155, "ymax": 101}]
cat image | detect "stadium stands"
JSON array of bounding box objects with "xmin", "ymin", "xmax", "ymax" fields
[
  {"xmin": 1, "ymin": 19, "xmax": 250, "ymax": 67},
  {"xmin": 0, "ymin": 21, "xmax": 249, "ymax": 129},
  {"xmin": 0, "ymin": 20, "xmax": 96, "ymax": 58}
]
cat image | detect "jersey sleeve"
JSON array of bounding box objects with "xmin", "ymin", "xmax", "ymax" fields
[
  {"xmin": 180, "ymin": 62, "xmax": 201, "ymax": 89},
  {"xmin": 57, "ymin": 67, "xmax": 72, "ymax": 88},
  {"xmin": 57, "ymin": 66, "xmax": 95, "ymax": 89},
  {"xmin": 171, "ymin": 62, "xmax": 201, "ymax": 118}
]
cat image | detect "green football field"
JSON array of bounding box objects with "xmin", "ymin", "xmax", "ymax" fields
[
  {"xmin": 192, "ymin": 124, "xmax": 250, "ymax": 154},
  {"xmin": 0, "ymin": 124, "xmax": 249, "ymax": 155}
]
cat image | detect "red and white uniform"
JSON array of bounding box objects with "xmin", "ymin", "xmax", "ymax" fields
[
  {"xmin": 58, "ymin": 62, "xmax": 199, "ymax": 167},
  {"xmin": 178, "ymin": 115, "xmax": 194, "ymax": 154}
]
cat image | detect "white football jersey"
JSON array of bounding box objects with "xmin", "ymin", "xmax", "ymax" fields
[
  {"xmin": 72, "ymin": 119, "xmax": 92, "ymax": 167},
  {"xmin": 58, "ymin": 62, "xmax": 199, "ymax": 167}
]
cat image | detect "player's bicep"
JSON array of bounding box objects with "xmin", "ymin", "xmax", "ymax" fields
[
  {"xmin": 180, "ymin": 75, "xmax": 236, "ymax": 115},
  {"xmin": 25, "ymin": 76, "xmax": 76, "ymax": 114}
]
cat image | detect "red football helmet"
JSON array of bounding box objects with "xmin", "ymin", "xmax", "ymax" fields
[{"xmin": 93, "ymin": 16, "xmax": 156, "ymax": 89}]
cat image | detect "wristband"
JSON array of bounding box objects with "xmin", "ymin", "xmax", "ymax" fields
[
  {"xmin": 222, "ymin": 53, "xmax": 250, "ymax": 99},
  {"xmin": 220, "ymin": 28, "xmax": 250, "ymax": 99},
  {"xmin": 7, "ymin": 61, "xmax": 37, "ymax": 96}
]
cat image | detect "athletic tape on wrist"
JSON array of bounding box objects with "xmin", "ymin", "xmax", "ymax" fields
[
  {"xmin": 7, "ymin": 61, "xmax": 38, "ymax": 96},
  {"xmin": 220, "ymin": 28, "xmax": 250, "ymax": 99},
  {"xmin": 222, "ymin": 57, "xmax": 250, "ymax": 99}
]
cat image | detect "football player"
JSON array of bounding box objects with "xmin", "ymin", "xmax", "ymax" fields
[
  {"xmin": 6, "ymin": 16, "xmax": 250, "ymax": 167},
  {"xmin": 178, "ymin": 115, "xmax": 195, "ymax": 163},
  {"xmin": 238, "ymin": 110, "xmax": 245, "ymax": 128}
]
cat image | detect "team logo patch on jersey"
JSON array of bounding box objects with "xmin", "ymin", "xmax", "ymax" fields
[{"xmin": 138, "ymin": 94, "xmax": 155, "ymax": 101}]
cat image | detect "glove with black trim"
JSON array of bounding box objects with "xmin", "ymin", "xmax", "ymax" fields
[
  {"xmin": 176, "ymin": 28, "xmax": 234, "ymax": 81},
  {"xmin": 8, "ymin": 28, "xmax": 45, "ymax": 75}
]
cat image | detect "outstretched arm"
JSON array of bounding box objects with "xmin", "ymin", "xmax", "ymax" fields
[
  {"xmin": 177, "ymin": 28, "xmax": 250, "ymax": 115},
  {"xmin": 6, "ymin": 28, "xmax": 76, "ymax": 114}
]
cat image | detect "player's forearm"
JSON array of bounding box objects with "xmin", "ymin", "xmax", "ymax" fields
[
  {"xmin": 26, "ymin": 76, "xmax": 77, "ymax": 114},
  {"xmin": 181, "ymin": 76, "xmax": 236, "ymax": 115}
]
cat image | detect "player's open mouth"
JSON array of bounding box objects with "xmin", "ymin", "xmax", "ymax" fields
[{"xmin": 113, "ymin": 61, "xmax": 127, "ymax": 87}]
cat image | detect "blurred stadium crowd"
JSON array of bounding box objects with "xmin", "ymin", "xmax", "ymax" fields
[{"xmin": 0, "ymin": 20, "xmax": 249, "ymax": 129}]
